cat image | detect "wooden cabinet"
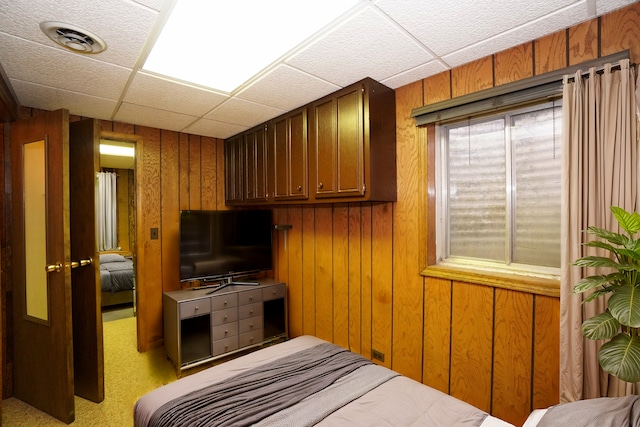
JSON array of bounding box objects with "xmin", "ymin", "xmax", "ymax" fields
[
  {"xmin": 163, "ymin": 279, "xmax": 287, "ymax": 372},
  {"xmin": 225, "ymin": 77, "xmax": 396, "ymax": 206},
  {"xmin": 309, "ymin": 78, "xmax": 396, "ymax": 202},
  {"xmin": 269, "ymin": 108, "xmax": 308, "ymax": 202},
  {"xmin": 224, "ymin": 125, "xmax": 269, "ymax": 204},
  {"xmin": 224, "ymin": 135, "xmax": 244, "ymax": 204}
]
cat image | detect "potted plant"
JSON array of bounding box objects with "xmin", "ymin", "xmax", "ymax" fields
[{"xmin": 573, "ymin": 206, "xmax": 640, "ymax": 383}]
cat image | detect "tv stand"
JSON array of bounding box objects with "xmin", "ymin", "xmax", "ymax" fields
[
  {"xmin": 163, "ymin": 279, "xmax": 287, "ymax": 372},
  {"xmin": 205, "ymin": 280, "xmax": 260, "ymax": 294}
]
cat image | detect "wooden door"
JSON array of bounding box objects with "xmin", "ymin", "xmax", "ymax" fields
[
  {"xmin": 69, "ymin": 118, "xmax": 104, "ymax": 403},
  {"xmin": 271, "ymin": 109, "xmax": 308, "ymax": 201},
  {"xmin": 224, "ymin": 136, "xmax": 244, "ymax": 204},
  {"xmin": 244, "ymin": 125, "xmax": 268, "ymax": 203},
  {"xmin": 311, "ymin": 85, "xmax": 364, "ymax": 199},
  {"xmin": 11, "ymin": 109, "xmax": 75, "ymax": 423}
]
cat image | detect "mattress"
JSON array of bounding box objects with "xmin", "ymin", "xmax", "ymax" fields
[{"xmin": 134, "ymin": 335, "xmax": 515, "ymax": 427}]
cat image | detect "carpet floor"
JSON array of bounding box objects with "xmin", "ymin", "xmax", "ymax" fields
[{"xmin": 2, "ymin": 316, "xmax": 177, "ymax": 426}]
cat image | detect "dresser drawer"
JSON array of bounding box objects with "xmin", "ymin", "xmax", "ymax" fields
[
  {"xmin": 212, "ymin": 336, "xmax": 238, "ymax": 356},
  {"xmin": 239, "ymin": 329, "xmax": 263, "ymax": 348},
  {"xmin": 212, "ymin": 322, "xmax": 238, "ymax": 341},
  {"xmin": 238, "ymin": 289, "xmax": 262, "ymax": 305},
  {"xmin": 211, "ymin": 307, "xmax": 238, "ymax": 325},
  {"xmin": 263, "ymin": 283, "xmax": 285, "ymax": 301},
  {"xmin": 179, "ymin": 298, "xmax": 211, "ymax": 319},
  {"xmin": 211, "ymin": 293, "xmax": 238, "ymax": 311},
  {"xmin": 238, "ymin": 302, "xmax": 263, "ymax": 319},
  {"xmin": 239, "ymin": 315, "xmax": 262, "ymax": 334}
]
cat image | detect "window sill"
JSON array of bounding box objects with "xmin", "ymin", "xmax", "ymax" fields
[{"xmin": 421, "ymin": 264, "xmax": 560, "ymax": 297}]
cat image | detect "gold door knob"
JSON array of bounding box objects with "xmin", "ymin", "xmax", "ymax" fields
[
  {"xmin": 70, "ymin": 258, "xmax": 93, "ymax": 268},
  {"xmin": 45, "ymin": 262, "xmax": 63, "ymax": 273}
]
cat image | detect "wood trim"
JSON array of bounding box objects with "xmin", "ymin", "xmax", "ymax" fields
[{"xmin": 422, "ymin": 264, "xmax": 559, "ymax": 297}]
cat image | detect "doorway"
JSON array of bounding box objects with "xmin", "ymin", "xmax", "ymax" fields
[{"xmin": 98, "ymin": 131, "xmax": 139, "ymax": 323}]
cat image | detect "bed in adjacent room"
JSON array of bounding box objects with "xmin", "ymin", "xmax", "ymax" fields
[
  {"xmin": 134, "ymin": 335, "xmax": 514, "ymax": 427},
  {"xmin": 99, "ymin": 253, "xmax": 135, "ymax": 307}
]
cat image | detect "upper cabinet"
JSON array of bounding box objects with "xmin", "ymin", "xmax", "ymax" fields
[
  {"xmin": 224, "ymin": 124, "xmax": 269, "ymax": 205},
  {"xmin": 225, "ymin": 78, "xmax": 396, "ymax": 206},
  {"xmin": 269, "ymin": 107, "xmax": 308, "ymax": 202}
]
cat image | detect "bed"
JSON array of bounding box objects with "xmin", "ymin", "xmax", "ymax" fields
[
  {"xmin": 99, "ymin": 253, "xmax": 135, "ymax": 307},
  {"xmin": 134, "ymin": 335, "xmax": 515, "ymax": 427}
]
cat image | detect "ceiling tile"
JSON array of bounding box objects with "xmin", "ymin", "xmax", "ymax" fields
[
  {"xmin": 376, "ymin": 0, "xmax": 575, "ymax": 57},
  {"xmin": 183, "ymin": 118, "xmax": 249, "ymax": 140},
  {"xmin": 133, "ymin": 0, "xmax": 163, "ymax": 11},
  {"xmin": 442, "ymin": 1, "xmax": 589, "ymax": 68},
  {"xmin": 236, "ymin": 65, "xmax": 340, "ymax": 111},
  {"xmin": 381, "ymin": 60, "xmax": 449, "ymax": 89},
  {"xmin": 286, "ymin": 6, "xmax": 433, "ymax": 87},
  {"xmin": 10, "ymin": 79, "xmax": 118, "ymax": 120},
  {"xmin": 204, "ymin": 98, "xmax": 286, "ymax": 128},
  {"xmin": 596, "ymin": 0, "xmax": 638, "ymax": 15},
  {"xmin": 0, "ymin": 0, "xmax": 157, "ymax": 68},
  {"xmin": 114, "ymin": 102, "xmax": 197, "ymax": 132},
  {"xmin": 124, "ymin": 72, "xmax": 229, "ymax": 117},
  {"xmin": 0, "ymin": 34, "xmax": 131, "ymax": 100}
]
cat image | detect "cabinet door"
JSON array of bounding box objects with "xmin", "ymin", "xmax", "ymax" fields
[
  {"xmin": 312, "ymin": 86, "xmax": 364, "ymax": 199},
  {"xmin": 244, "ymin": 126, "xmax": 268, "ymax": 203},
  {"xmin": 224, "ymin": 136, "xmax": 244, "ymax": 203},
  {"xmin": 272, "ymin": 109, "xmax": 308, "ymax": 201}
]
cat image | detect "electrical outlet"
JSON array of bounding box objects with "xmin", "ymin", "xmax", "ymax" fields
[
  {"xmin": 372, "ymin": 349, "xmax": 385, "ymax": 362},
  {"xmin": 150, "ymin": 227, "xmax": 159, "ymax": 240}
]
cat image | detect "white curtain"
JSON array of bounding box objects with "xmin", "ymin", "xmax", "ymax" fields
[
  {"xmin": 97, "ymin": 171, "xmax": 118, "ymax": 251},
  {"xmin": 560, "ymin": 59, "xmax": 638, "ymax": 402}
]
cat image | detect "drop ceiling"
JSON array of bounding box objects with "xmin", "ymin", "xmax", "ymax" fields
[{"xmin": 0, "ymin": 0, "xmax": 634, "ymax": 139}]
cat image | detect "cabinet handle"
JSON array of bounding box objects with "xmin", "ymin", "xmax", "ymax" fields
[
  {"xmin": 297, "ymin": 185, "xmax": 302, "ymax": 192},
  {"xmin": 318, "ymin": 182, "xmax": 323, "ymax": 189}
]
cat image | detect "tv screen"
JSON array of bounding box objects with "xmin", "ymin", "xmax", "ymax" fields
[{"xmin": 179, "ymin": 209, "xmax": 273, "ymax": 282}]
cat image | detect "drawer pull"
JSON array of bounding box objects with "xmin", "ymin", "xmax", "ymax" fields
[
  {"xmin": 194, "ymin": 306, "xmax": 199, "ymax": 311},
  {"xmin": 224, "ymin": 315, "xmax": 227, "ymax": 320},
  {"xmin": 224, "ymin": 301, "xmax": 227, "ymax": 305},
  {"xmin": 225, "ymin": 330, "xmax": 228, "ymax": 335},
  {"xmin": 250, "ymin": 310, "xmax": 253, "ymax": 314}
]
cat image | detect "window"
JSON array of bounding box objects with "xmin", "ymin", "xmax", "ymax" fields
[{"xmin": 436, "ymin": 101, "xmax": 561, "ymax": 276}]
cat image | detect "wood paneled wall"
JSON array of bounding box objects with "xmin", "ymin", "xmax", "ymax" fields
[
  {"xmin": 98, "ymin": 121, "xmax": 227, "ymax": 351},
  {"xmin": 271, "ymin": 4, "xmax": 640, "ymax": 427},
  {"xmin": 2, "ymin": 3, "xmax": 639, "ymax": 425}
]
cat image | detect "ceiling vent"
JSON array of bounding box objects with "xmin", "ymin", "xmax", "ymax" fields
[{"xmin": 40, "ymin": 21, "xmax": 107, "ymax": 54}]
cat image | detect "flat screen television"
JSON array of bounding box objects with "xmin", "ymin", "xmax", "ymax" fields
[{"xmin": 179, "ymin": 209, "xmax": 273, "ymax": 282}]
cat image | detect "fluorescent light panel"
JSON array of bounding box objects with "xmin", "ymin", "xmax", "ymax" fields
[
  {"xmin": 143, "ymin": 0, "xmax": 359, "ymax": 93},
  {"xmin": 100, "ymin": 144, "xmax": 135, "ymax": 158}
]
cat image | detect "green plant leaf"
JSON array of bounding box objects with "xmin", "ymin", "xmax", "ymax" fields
[
  {"xmin": 574, "ymin": 256, "xmax": 624, "ymax": 269},
  {"xmin": 573, "ymin": 275, "xmax": 607, "ymax": 294},
  {"xmin": 608, "ymin": 285, "xmax": 640, "ymax": 327},
  {"xmin": 611, "ymin": 206, "xmax": 640, "ymax": 236},
  {"xmin": 583, "ymin": 240, "xmax": 619, "ymax": 253},
  {"xmin": 586, "ymin": 226, "xmax": 630, "ymax": 247},
  {"xmin": 582, "ymin": 311, "xmax": 620, "ymax": 340},
  {"xmin": 583, "ymin": 288, "xmax": 616, "ymax": 303},
  {"xmin": 598, "ymin": 333, "xmax": 640, "ymax": 383}
]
